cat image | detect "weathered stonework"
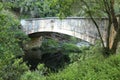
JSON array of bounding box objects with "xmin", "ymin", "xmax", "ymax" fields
[
  {"xmin": 24, "ymin": 36, "xmax": 43, "ymax": 50},
  {"xmin": 21, "ymin": 17, "xmax": 108, "ymax": 44}
]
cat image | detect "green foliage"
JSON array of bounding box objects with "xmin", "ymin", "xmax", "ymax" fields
[
  {"xmin": 0, "ymin": 59, "xmax": 29, "ymax": 80},
  {"xmin": 45, "ymin": 47, "xmax": 120, "ymax": 80},
  {"xmin": 0, "ymin": 10, "xmax": 21, "ymax": 54},
  {"xmin": 61, "ymin": 43, "xmax": 81, "ymax": 53},
  {"xmin": 114, "ymin": 0, "xmax": 120, "ymax": 15},
  {"xmin": 20, "ymin": 70, "xmax": 46, "ymax": 80},
  {"xmin": 69, "ymin": 42, "xmax": 101, "ymax": 62},
  {"xmin": 0, "ymin": 1, "xmax": 120, "ymax": 80},
  {"xmin": 0, "ymin": 3, "xmax": 29, "ymax": 80},
  {"xmin": 0, "ymin": 2, "xmax": 3, "ymax": 10},
  {"xmin": 20, "ymin": 48, "xmax": 120, "ymax": 80},
  {"xmin": 70, "ymin": 37, "xmax": 81, "ymax": 44},
  {"xmin": 51, "ymin": 0, "xmax": 120, "ymax": 55},
  {"xmin": 40, "ymin": 38, "xmax": 59, "ymax": 53},
  {"xmin": 20, "ymin": 64, "xmax": 46, "ymax": 80},
  {"xmin": 37, "ymin": 64, "xmax": 45, "ymax": 71},
  {"xmin": 39, "ymin": 38, "xmax": 82, "ymax": 65},
  {"xmin": 51, "ymin": 0, "xmax": 73, "ymax": 18},
  {"xmin": 40, "ymin": 38, "xmax": 81, "ymax": 54},
  {"xmin": 4, "ymin": 0, "xmax": 60, "ymax": 18},
  {"xmin": 52, "ymin": 0, "xmax": 120, "ymax": 17},
  {"xmin": 69, "ymin": 52, "xmax": 81, "ymax": 62}
]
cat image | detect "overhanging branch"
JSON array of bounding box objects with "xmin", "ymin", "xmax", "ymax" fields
[{"xmin": 81, "ymin": 0, "xmax": 105, "ymax": 48}]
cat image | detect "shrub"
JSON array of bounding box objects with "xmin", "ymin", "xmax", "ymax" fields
[
  {"xmin": 0, "ymin": 5, "xmax": 29, "ymax": 80},
  {"xmin": 45, "ymin": 49, "xmax": 120, "ymax": 80},
  {"xmin": 40, "ymin": 38, "xmax": 81, "ymax": 54},
  {"xmin": 20, "ymin": 71, "xmax": 46, "ymax": 80},
  {"xmin": 0, "ymin": 59, "xmax": 29, "ymax": 80},
  {"xmin": 20, "ymin": 64, "xmax": 46, "ymax": 80},
  {"xmin": 18, "ymin": 42, "xmax": 120, "ymax": 80},
  {"xmin": 61, "ymin": 43, "xmax": 81, "ymax": 53},
  {"xmin": 69, "ymin": 52, "xmax": 82, "ymax": 62},
  {"xmin": 40, "ymin": 38, "xmax": 59, "ymax": 53},
  {"xmin": 39, "ymin": 43, "xmax": 119, "ymax": 80}
]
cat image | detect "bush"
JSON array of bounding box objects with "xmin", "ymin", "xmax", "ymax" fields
[
  {"xmin": 20, "ymin": 64, "xmax": 46, "ymax": 80},
  {"xmin": 61, "ymin": 43, "xmax": 81, "ymax": 53},
  {"xmin": 18, "ymin": 42, "xmax": 120, "ymax": 80},
  {"xmin": 69, "ymin": 52, "xmax": 82, "ymax": 62},
  {"xmin": 45, "ymin": 47, "xmax": 120, "ymax": 80},
  {"xmin": 20, "ymin": 71, "xmax": 46, "ymax": 80},
  {"xmin": 40, "ymin": 38, "xmax": 81, "ymax": 54},
  {"xmin": 40, "ymin": 38, "xmax": 59, "ymax": 53},
  {"xmin": 0, "ymin": 5, "xmax": 29, "ymax": 80},
  {"xmin": 0, "ymin": 59, "xmax": 29, "ymax": 80}
]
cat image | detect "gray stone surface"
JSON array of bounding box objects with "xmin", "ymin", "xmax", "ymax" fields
[{"xmin": 21, "ymin": 17, "xmax": 108, "ymax": 44}]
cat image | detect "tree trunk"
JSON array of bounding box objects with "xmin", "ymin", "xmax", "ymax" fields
[
  {"xmin": 81, "ymin": 0, "xmax": 120, "ymax": 55},
  {"xmin": 110, "ymin": 15, "xmax": 120, "ymax": 54},
  {"xmin": 103, "ymin": 0, "xmax": 120, "ymax": 55},
  {"xmin": 108, "ymin": 0, "xmax": 119, "ymax": 54}
]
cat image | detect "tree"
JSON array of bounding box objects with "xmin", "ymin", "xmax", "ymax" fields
[
  {"xmin": 0, "ymin": 2, "xmax": 28, "ymax": 80},
  {"xmin": 1, "ymin": 0, "xmax": 60, "ymax": 18},
  {"xmin": 52, "ymin": 0, "xmax": 120, "ymax": 55}
]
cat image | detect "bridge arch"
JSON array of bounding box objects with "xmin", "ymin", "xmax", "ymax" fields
[
  {"xmin": 28, "ymin": 31, "xmax": 96, "ymax": 44},
  {"xmin": 21, "ymin": 17, "xmax": 108, "ymax": 44}
]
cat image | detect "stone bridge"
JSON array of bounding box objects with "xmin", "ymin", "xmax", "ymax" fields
[{"xmin": 21, "ymin": 17, "xmax": 108, "ymax": 48}]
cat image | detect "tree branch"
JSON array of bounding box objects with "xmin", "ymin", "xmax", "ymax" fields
[
  {"xmin": 81, "ymin": 0, "xmax": 105, "ymax": 48},
  {"xmin": 110, "ymin": 0, "xmax": 118, "ymax": 31},
  {"xmin": 103, "ymin": 0, "xmax": 112, "ymax": 49}
]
